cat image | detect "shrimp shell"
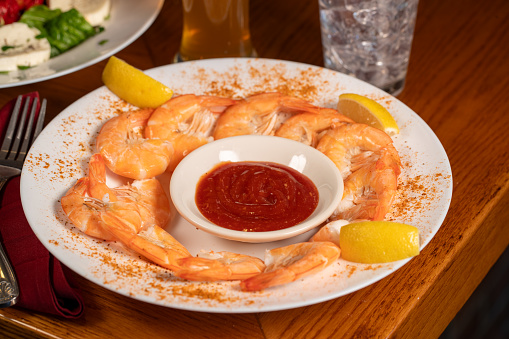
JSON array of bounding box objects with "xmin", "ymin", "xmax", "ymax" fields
[
  {"xmin": 213, "ymin": 92, "xmax": 319, "ymax": 139},
  {"xmin": 275, "ymin": 108, "xmax": 354, "ymax": 147},
  {"xmin": 174, "ymin": 251, "xmax": 266, "ymax": 282},
  {"xmin": 240, "ymin": 242, "xmax": 340, "ymax": 291},
  {"xmin": 316, "ymin": 122, "xmax": 399, "ymax": 179},
  {"xmin": 96, "ymin": 108, "xmax": 174, "ymax": 179},
  {"xmin": 145, "ymin": 94, "xmax": 237, "ymax": 171},
  {"xmin": 61, "ymin": 177, "xmax": 142, "ymax": 241},
  {"xmin": 87, "ymin": 153, "xmax": 171, "ymax": 227},
  {"xmin": 337, "ymin": 151, "xmax": 399, "ymax": 221},
  {"xmin": 100, "ymin": 218, "xmax": 191, "ymax": 272}
]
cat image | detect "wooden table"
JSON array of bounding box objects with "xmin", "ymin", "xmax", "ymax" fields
[{"xmin": 1, "ymin": 0, "xmax": 508, "ymax": 337}]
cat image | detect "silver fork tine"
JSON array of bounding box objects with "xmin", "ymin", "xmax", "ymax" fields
[
  {"xmin": 0, "ymin": 95, "xmax": 23, "ymax": 160},
  {"xmin": 19, "ymin": 97, "xmax": 39, "ymax": 160},
  {"xmin": 34, "ymin": 98, "xmax": 46, "ymax": 140},
  {"xmin": 7, "ymin": 97, "xmax": 31, "ymax": 161}
]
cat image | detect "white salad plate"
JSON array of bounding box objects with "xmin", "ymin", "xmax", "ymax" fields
[
  {"xmin": 170, "ymin": 135, "xmax": 344, "ymax": 243},
  {"xmin": 0, "ymin": 0, "xmax": 164, "ymax": 88},
  {"xmin": 20, "ymin": 58, "xmax": 453, "ymax": 313}
]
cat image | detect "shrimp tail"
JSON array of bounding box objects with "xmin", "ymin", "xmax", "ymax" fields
[
  {"xmin": 199, "ymin": 95, "xmax": 239, "ymax": 113},
  {"xmin": 279, "ymin": 95, "xmax": 318, "ymax": 113},
  {"xmin": 240, "ymin": 267, "xmax": 296, "ymax": 292},
  {"xmin": 240, "ymin": 242, "xmax": 340, "ymax": 292},
  {"xmin": 88, "ymin": 153, "xmax": 118, "ymax": 202},
  {"xmin": 174, "ymin": 252, "xmax": 266, "ymax": 281},
  {"xmin": 100, "ymin": 216, "xmax": 191, "ymax": 272}
]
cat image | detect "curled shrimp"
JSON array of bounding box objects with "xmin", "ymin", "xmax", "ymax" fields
[
  {"xmin": 275, "ymin": 108, "xmax": 354, "ymax": 147},
  {"xmin": 240, "ymin": 242, "xmax": 340, "ymax": 292},
  {"xmin": 87, "ymin": 153, "xmax": 171, "ymax": 227},
  {"xmin": 316, "ymin": 122, "xmax": 400, "ymax": 179},
  {"xmin": 174, "ymin": 251, "xmax": 266, "ymax": 282},
  {"xmin": 316, "ymin": 123, "xmax": 401, "ymax": 221},
  {"xmin": 63, "ymin": 183, "xmax": 189, "ymax": 271},
  {"xmin": 96, "ymin": 108, "xmax": 174, "ymax": 180},
  {"xmin": 145, "ymin": 94, "xmax": 237, "ymax": 171},
  {"xmin": 213, "ymin": 92, "xmax": 319, "ymax": 140},
  {"xmin": 60, "ymin": 177, "xmax": 142, "ymax": 241},
  {"xmin": 336, "ymin": 150, "xmax": 400, "ymax": 221}
]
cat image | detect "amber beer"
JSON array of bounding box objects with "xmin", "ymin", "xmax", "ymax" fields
[{"xmin": 177, "ymin": 0, "xmax": 254, "ymax": 61}]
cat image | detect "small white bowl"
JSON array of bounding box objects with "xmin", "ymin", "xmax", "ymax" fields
[{"xmin": 170, "ymin": 135, "xmax": 343, "ymax": 243}]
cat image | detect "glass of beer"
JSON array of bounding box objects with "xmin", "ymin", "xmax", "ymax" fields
[{"xmin": 174, "ymin": 0, "xmax": 255, "ymax": 62}]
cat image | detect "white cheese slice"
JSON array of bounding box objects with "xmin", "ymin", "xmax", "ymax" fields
[
  {"xmin": 47, "ymin": 0, "xmax": 74, "ymax": 12},
  {"xmin": 49, "ymin": 0, "xmax": 111, "ymax": 26},
  {"xmin": 0, "ymin": 22, "xmax": 51, "ymax": 72}
]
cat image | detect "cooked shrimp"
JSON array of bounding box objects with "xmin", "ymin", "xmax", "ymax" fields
[
  {"xmin": 87, "ymin": 153, "xmax": 171, "ymax": 227},
  {"xmin": 96, "ymin": 108, "xmax": 174, "ymax": 179},
  {"xmin": 174, "ymin": 251, "xmax": 266, "ymax": 281},
  {"xmin": 213, "ymin": 92, "xmax": 319, "ymax": 140},
  {"xmin": 88, "ymin": 153, "xmax": 118, "ymax": 202},
  {"xmin": 125, "ymin": 179, "xmax": 172, "ymax": 228},
  {"xmin": 335, "ymin": 150, "xmax": 399, "ymax": 221},
  {"xmin": 61, "ymin": 177, "xmax": 142, "ymax": 241},
  {"xmin": 63, "ymin": 156, "xmax": 185, "ymax": 271},
  {"xmin": 275, "ymin": 108, "xmax": 354, "ymax": 147},
  {"xmin": 99, "ymin": 217, "xmax": 191, "ymax": 272},
  {"xmin": 145, "ymin": 94, "xmax": 237, "ymax": 171},
  {"xmin": 309, "ymin": 219, "xmax": 350, "ymax": 246},
  {"xmin": 240, "ymin": 242, "xmax": 340, "ymax": 291},
  {"xmin": 316, "ymin": 122, "xmax": 400, "ymax": 179}
]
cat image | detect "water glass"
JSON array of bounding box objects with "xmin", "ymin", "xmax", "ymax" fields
[
  {"xmin": 175, "ymin": 0, "xmax": 255, "ymax": 62},
  {"xmin": 318, "ymin": 0, "xmax": 419, "ymax": 96}
]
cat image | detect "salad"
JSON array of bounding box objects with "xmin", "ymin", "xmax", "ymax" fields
[{"xmin": 0, "ymin": 0, "xmax": 111, "ymax": 71}]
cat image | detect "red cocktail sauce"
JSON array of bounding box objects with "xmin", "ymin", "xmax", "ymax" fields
[{"xmin": 195, "ymin": 161, "xmax": 319, "ymax": 232}]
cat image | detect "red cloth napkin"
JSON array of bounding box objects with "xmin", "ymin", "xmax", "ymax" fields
[{"xmin": 0, "ymin": 93, "xmax": 84, "ymax": 318}]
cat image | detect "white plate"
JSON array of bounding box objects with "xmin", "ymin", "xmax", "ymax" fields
[
  {"xmin": 20, "ymin": 58, "xmax": 453, "ymax": 313},
  {"xmin": 170, "ymin": 135, "xmax": 344, "ymax": 243},
  {"xmin": 0, "ymin": 0, "xmax": 164, "ymax": 88}
]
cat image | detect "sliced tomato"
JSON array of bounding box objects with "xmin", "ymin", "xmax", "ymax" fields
[{"xmin": 0, "ymin": 0, "xmax": 21, "ymax": 25}]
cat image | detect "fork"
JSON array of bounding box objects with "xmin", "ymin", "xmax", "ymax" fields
[{"xmin": 0, "ymin": 95, "xmax": 46, "ymax": 308}]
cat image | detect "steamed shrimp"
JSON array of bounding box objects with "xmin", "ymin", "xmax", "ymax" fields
[
  {"xmin": 213, "ymin": 92, "xmax": 319, "ymax": 139},
  {"xmin": 63, "ymin": 183, "xmax": 190, "ymax": 271},
  {"xmin": 96, "ymin": 108, "xmax": 174, "ymax": 180},
  {"xmin": 316, "ymin": 122, "xmax": 400, "ymax": 179},
  {"xmin": 63, "ymin": 154, "xmax": 188, "ymax": 271},
  {"xmin": 275, "ymin": 108, "xmax": 354, "ymax": 147},
  {"xmin": 145, "ymin": 94, "xmax": 237, "ymax": 171},
  {"xmin": 336, "ymin": 149, "xmax": 400, "ymax": 221},
  {"xmin": 87, "ymin": 153, "xmax": 171, "ymax": 227},
  {"xmin": 240, "ymin": 242, "xmax": 340, "ymax": 291},
  {"xmin": 60, "ymin": 177, "xmax": 142, "ymax": 241},
  {"xmin": 316, "ymin": 122, "xmax": 401, "ymax": 221},
  {"xmin": 174, "ymin": 251, "xmax": 266, "ymax": 281}
]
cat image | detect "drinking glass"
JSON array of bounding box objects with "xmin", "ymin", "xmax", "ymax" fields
[
  {"xmin": 318, "ymin": 0, "xmax": 419, "ymax": 96},
  {"xmin": 174, "ymin": 0, "xmax": 255, "ymax": 62}
]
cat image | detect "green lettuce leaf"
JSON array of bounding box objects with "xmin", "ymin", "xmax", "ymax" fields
[
  {"xmin": 19, "ymin": 5, "xmax": 62, "ymax": 33},
  {"xmin": 20, "ymin": 5, "xmax": 101, "ymax": 57}
]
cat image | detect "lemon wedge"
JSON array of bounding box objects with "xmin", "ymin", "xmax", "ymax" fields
[
  {"xmin": 102, "ymin": 56, "xmax": 173, "ymax": 108},
  {"xmin": 339, "ymin": 221, "xmax": 419, "ymax": 263},
  {"xmin": 337, "ymin": 93, "xmax": 399, "ymax": 136}
]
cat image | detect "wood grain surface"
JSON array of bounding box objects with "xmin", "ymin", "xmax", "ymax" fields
[{"xmin": 1, "ymin": 0, "xmax": 508, "ymax": 338}]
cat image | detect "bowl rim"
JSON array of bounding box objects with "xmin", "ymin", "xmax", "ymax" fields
[{"xmin": 169, "ymin": 135, "xmax": 343, "ymax": 243}]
